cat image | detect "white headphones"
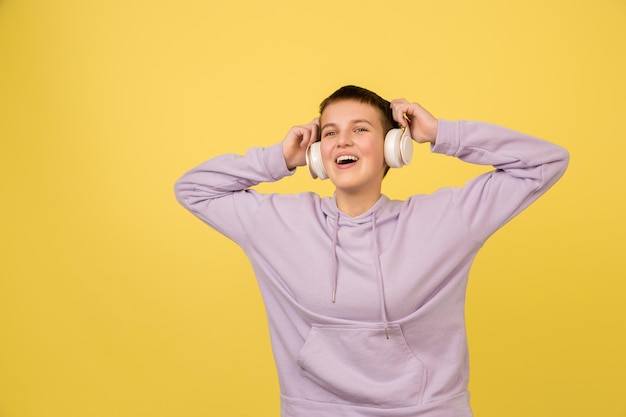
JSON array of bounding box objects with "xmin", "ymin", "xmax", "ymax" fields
[{"xmin": 305, "ymin": 127, "xmax": 414, "ymax": 180}]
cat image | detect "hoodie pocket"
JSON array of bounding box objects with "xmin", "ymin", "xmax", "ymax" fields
[{"xmin": 296, "ymin": 323, "xmax": 426, "ymax": 407}]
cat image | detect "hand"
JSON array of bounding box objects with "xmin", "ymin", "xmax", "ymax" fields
[
  {"xmin": 282, "ymin": 118, "xmax": 320, "ymax": 170},
  {"xmin": 390, "ymin": 99, "xmax": 438, "ymax": 144}
]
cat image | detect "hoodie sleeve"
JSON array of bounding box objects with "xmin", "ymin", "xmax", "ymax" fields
[
  {"xmin": 431, "ymin": 120, "xmax": 569, "ymax": 244},
  {"xmin": 174, "ymin": 143, "xmax": 294, "ymax": 243}
]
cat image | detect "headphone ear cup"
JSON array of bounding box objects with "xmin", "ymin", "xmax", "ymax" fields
[
  {"xmin": 306, "ymin": 141, "xmax": 328, "ymax": 180},
  {"xmin": 384, "ymin": 128, "xmax": 414, "ymax": 168}
]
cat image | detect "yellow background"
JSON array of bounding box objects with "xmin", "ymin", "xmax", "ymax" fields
[{"xmin": 1, "ymin": 0, "xmax": 624, "ymax": 416}]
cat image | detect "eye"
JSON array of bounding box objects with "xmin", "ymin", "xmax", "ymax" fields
[
  {"xmin": 354, "ymin": 127, "xmax": 368, "ymax": 133},
  {"xmin": 323, "ymin": 131, "xmax": 336, "ymax": 138}
]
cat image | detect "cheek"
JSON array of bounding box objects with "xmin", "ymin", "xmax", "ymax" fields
[
  {"xmin": 319, "ymin": 141, "xmax": 334, "ymax": 165},
  {"xmin": 362, "ymin": 139, "xmax": 385, "ymax": 163}
]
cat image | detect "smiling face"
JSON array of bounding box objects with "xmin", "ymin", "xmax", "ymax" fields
[{"xmin": 319, "ymin": 99, "xmax": 388, "ymax": 196}]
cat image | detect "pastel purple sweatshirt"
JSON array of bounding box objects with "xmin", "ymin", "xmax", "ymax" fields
[{"xmin": 174, "ymin": 120, "xmax": 569, "ymax": 417}]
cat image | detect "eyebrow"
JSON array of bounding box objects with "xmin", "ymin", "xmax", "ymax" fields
[{"xmin": 321, "ymin": 119, "xmax": 375, "ymax": 130}]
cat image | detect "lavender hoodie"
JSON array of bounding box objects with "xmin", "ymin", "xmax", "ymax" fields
[{"xmin": 175, "ymin": 120, "xmax": 569, "ymax": 417}]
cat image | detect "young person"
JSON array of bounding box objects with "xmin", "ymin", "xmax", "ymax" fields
[{"xmin": 174, "ymin": 85, "xmax": 569, "ymax": 417}]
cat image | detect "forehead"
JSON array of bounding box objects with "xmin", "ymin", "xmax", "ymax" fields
[{"xmin": 320, "ymin": 99, "xmax": 385, "ymax": 127}]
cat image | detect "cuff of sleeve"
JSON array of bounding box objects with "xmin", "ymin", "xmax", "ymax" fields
[
  {"xmin": 266, "ymin": 142, "xmax": 296, "ymax": 180},
  {"xmin": 431, "ymin": 119, "xmax": 461, "ymax": 156}
]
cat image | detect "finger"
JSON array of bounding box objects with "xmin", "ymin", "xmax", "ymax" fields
[
  {"xmin": 390, "ymin": 100, "xmax": 411, "ymax": 127},
  {"xmin": 299, "ymin": 126, "xmax": 311, "ymax": 148},
  {"xmin": 288, "ymin": 126, "xmax": 305, "ymax": 148},
  {"xmin": 304, "ymin": 119, "xmax": 320, "ymax": 147},
  {"xmin": 310, "ymin": 121, "xmax": 320, "ymax": 144},
  {"xmin": 396, "ymin": 102, "xmax": 425, "ymax": 128},
  {"xmin": 300, "ymin": 125, "xmax": 316, "ymax": 148},
  {"xmin": 390, "ymin": 98, "xmax": 408, "ymax": 106}
]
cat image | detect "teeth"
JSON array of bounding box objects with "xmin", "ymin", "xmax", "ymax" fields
[{"xmin": 336, "ymin": 155, "xmax": 358, "ymax": 164}]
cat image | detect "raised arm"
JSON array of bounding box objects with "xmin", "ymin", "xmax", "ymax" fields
[
  {"xmin": 434, "ymin": 119, "xmax": 570, "ymax": 243},
  {"xmin": 390, "ymin": 97, "xmax": 569, "ymax": 242},
  {"xmin": 174, "ymin": 119, "xmax": 320, "ymax": 241}
]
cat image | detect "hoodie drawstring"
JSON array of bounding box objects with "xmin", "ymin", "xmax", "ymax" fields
[
  {"xmin": 330, "ymin": 211, "xmax": 390, "ymax": 339},
  {"xmin": 371, "ymin": 212, "xmax": 390, "ymax": 339},
  {"xmin": 331, "ymin": 214, "xmax": 340, "ymax": 304}
]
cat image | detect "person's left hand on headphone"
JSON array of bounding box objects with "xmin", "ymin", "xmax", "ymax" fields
[{"xmin": 390, "ymin": 98, "xmax": 438, "ymax": 145}]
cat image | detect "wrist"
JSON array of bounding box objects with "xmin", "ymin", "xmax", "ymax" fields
[
  {"xmin": 282, "ymin": 142, "xmax": 295, "ymax": 170},
  {"xmin": 428, "ymin": 119, "xmax": 439, "ymax": 144}
]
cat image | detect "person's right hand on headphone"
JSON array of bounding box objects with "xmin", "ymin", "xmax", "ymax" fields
[{"xmin": 282, "ymin": 118, "xmax": 320, "ymax": 170}]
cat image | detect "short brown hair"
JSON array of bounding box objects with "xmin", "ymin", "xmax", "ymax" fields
[{"xmin": 319, "ymin": 85, "xmax": 400, "ymax": 132}]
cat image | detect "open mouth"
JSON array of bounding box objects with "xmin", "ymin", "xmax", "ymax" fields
[{"xmin": 336, "ymin": 155, "xmax": 359, "ymax": 165}]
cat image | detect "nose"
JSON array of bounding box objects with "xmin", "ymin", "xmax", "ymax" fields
[{"xmin": 336, "ymin": 130, "xmax": 353, "ymax": 147}]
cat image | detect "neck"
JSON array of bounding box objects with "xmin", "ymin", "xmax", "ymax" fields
[{"xmin": 335, "ymin": 188, "xmax": 382, "ymax": 217}]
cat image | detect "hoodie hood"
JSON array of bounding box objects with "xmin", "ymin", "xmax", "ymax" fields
[{"xmin": 320, "ymin": 194, "xmax": 392, "ymax": 224}]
